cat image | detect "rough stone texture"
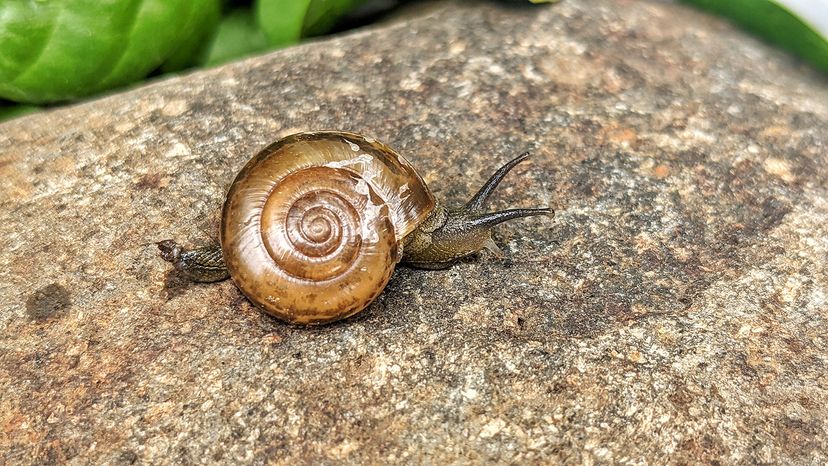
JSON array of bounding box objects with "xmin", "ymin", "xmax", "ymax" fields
[{"xmin": 2, "ymin": 0, "xmax": 828, "ymax": 464}]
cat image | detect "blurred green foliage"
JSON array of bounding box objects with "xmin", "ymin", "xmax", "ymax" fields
[
  {"xmin": 0, "ymin": 0, "xmax": 370, "ymax": 105},
  {"xmin": 0, "ymin": 0, "xmax": 221, "ymax": 103},
  {"xmin": 0, "ymin": 101, "xmax": 38, "ymax": 120},
  {"xmin": 204, "ymin": 8, "xmax": 270, "ymax": 66},
  {"xmin": 0, "ymin": 0, "xmax": 825, "ymax": 116},
  {"xmin": 682, "ymin": 0, "xmax": 828, "ymax": 74}
]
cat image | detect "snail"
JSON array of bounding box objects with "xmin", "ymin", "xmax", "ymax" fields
[{"xmin": 158, "ymin": 131, "xmax": 552, "ymax": 325}]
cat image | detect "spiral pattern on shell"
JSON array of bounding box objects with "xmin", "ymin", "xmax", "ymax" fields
[{"xmin": 220, "ymin": 132, "xmax": 435, "ymax": 324}]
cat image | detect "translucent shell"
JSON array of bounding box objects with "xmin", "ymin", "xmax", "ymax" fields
[{"xmin": 220, "ymin": 131, "xmax": 436, "ymax": 324}]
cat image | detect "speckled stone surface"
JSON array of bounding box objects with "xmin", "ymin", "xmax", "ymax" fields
[{"xmin": 2, "ymin": 0, "xmax": 827, "ymax": 464}]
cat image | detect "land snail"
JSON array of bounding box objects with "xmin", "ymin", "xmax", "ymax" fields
[{"xmin": 158, "ymin": 131, "xmax": 553, "ymax": 325}]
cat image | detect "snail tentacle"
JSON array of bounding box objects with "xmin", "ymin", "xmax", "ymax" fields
[
  {"xmin": 465, "ymin": 151, "xmax": 530, "ymax": 213},
  {"xmin": 462, "ymin": 208, "xmax": 555, "ymax": 230}
]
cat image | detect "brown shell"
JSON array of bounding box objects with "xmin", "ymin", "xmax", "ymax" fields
[{"xmin": 220, "ymin": 131, "xmax": 436, "ymax": 324}]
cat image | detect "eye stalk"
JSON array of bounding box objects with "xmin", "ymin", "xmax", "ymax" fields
[{"xmin": 401, "ymin": 152, "xmax": 554, "ymax": 269}]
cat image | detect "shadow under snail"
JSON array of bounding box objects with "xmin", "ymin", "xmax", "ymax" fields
[{"xmin": 158, "ymin": 131, "xmax": 552, "ymax": 325}]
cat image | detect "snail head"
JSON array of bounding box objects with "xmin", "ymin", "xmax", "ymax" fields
[{"xmin": 402, "ymin": 152, "xmax": 553, "ymax": 269}]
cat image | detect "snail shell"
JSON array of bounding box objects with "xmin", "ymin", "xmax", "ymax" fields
[{"xmin": 220, "ymin": 131, "xmax": 436, "ymax": 325}]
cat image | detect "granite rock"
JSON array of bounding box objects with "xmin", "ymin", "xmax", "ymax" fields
[{"xmin": 2, "ymin": 0, "xmax": 828, "ymax": 463}]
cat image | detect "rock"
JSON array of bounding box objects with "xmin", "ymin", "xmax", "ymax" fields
[{"xmin": 2, "ymin": 0, "xmax": 827, "ymax": 463}]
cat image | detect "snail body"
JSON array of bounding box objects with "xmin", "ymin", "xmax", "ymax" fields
[{"xmin": 159, "ymin": 131, "xmax": 552, "ymax": 325}]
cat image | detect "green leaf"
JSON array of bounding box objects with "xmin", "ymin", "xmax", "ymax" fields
[
  {"xmin": 204, "ymin": 8, "xmax": 270, "ymax": 66},
  {"xmin": 256, "ymin": 0, "xmax": 311, "ymax": 47},
  {"xmin": 302, "ymin": 0, "xmax": 362, "ymax": 36},
  {"xmin": 0, "ymin": 101, "xmax": 39, "ymax": 122},
  {"xmin": 161, "ymin": 0, "xmax": 222, "ymax": 72},
  {"xmin": 255, "ymin": 0, "xmax": 367, "ymax": 47},
  {"xmin": 681, "ymin": 0, "xmax": 828, "ymax": 74},
  {"xmin": 0, "ymin": 0, "xmax": 221, "ymax": 104}
]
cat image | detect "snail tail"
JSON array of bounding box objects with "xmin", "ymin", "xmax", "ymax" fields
[{"xmin": 156, "ymin": 240, "xmax": 230, "ymax": 283}]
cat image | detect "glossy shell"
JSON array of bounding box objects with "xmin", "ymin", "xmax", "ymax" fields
[{"xmin": 220, "ymin": 131, "xmax": 436, "ymax": 324}]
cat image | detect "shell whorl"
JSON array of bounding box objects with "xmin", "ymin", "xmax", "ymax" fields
[{"xmin": 220, "ymin": 131, "xmax": 436, "ymax": 324}]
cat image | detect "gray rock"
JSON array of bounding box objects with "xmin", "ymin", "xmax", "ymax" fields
[{"xmin": 2, "ymin": 0, "xmax": 827, "ymax": 463}]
